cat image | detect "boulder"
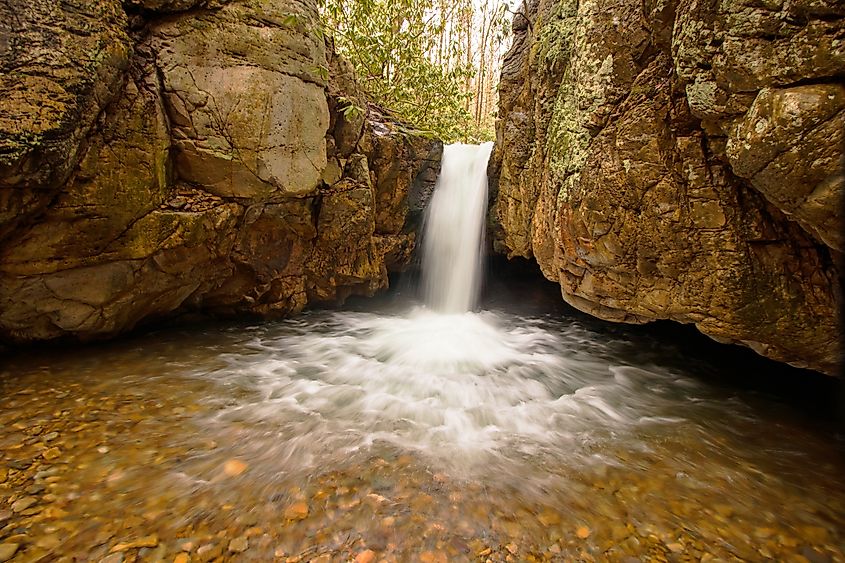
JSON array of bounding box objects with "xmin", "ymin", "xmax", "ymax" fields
[
  {"xmin": 490, "ymin": 0, "xmax": 843, "ymax": 373},
  {"xmin": 0, "ymin": 0, "xmax": 131, "ymax": 241},
  {"xmin": 0, "ymin": 0, "xmax": 442, "ymax": 343}
]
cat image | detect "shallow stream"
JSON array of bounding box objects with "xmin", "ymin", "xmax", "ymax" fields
[{"xmin": 1, "ymin": 278, "xmax": 844, "ymax": 562}]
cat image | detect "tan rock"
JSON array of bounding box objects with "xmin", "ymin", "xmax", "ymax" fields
[
  {"xmin": 0, "ymin": 544, "xmax": 20, "ymax": 563},
  {"xmin": 284, "ymin": 502, "xmax": 309, "ymax": 520},
  {"xmin": 227, "ymin": 536, "xmax": 248, "ymax": 553},
  {"xmin": 355, "ymin": 549, "xmax": 376, "ymax": 563},
  {"xmin": 726, "ymin": 85, "xmax": 845, "ymax": 251},
  {"xmin": 152, "ymin": 2, "xmax": 328, "ymax": 199},
  {"xmin": 0, "ymin": 0, "xmax": 441, "ymax": 347},
  {"xmin": 0, "ymin": 0, "xmax": 131, "ymax": 242},
  {"xmin": 11, "ymin": 497, "xmax": 37, "ymax": 513},
  {"xmin": 490, "ymin": 0, "xmax": 842, "ymax": 374},
  {"xmin": 223, "ymin": 459, "xmax": 248, "ymax": 477},
  {"xmin": 110, "ymin": 535, "xmax": 159, "ymax": 552}
]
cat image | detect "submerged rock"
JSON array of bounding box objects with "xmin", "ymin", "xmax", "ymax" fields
[
  {"xmin": 490, "ymin": 0, "xmax": 843, "ymax": 374},
  {"xmin": 0, "ymin": 0, "xmax": 442, "ymax": 344}
]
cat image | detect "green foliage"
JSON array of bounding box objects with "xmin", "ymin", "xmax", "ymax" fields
[
  {"xmin": 336, "ymin": 96, "xmax": 365, "ymax": 121},
  {"xmin": 322, "ymin": 0, "xmax": 492, "ymax": 143}
]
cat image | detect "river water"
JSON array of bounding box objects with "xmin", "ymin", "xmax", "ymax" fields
[
  {"xmin": 0, "ymin": 144, "xmax": 844, "ymax": 561},
  {"xmin": 1, "ymin": 287, "xmax": 844, "ymax": 562}
]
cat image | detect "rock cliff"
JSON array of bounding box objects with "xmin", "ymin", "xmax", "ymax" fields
[
  {"xmin": 0, "ymin": 0, "xmax": 441, "ymax": 342},
  {"xmin": 490, "ymin": 0, "xmax": 843, "ymax": 374}
]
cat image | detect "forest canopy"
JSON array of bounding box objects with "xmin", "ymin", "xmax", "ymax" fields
[{"xmin": 322, "ymin": 0, "xmax": 512, "ymax": 143}]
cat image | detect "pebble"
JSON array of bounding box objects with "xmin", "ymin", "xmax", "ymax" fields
[
  {"xmin": 196, "ymin": 543, "xmax": 221, "ymax": 562},
  {"xmin": 537, "ymin": 510, "xmax": 561, "ymax": 526},
  {"xmin": 355, "ymin": 549, "xmax": 376, "ymax": 563},
  {"xmin": 284, "ymin": 502, "xmax": 309, "ymax": 520},
  {"xmin": 36, "ymin": 534, "xmax": 61, "ymax": 549},
  {"xmin": 228, "ymin": 536, "xmax": 248, "ymax": 553},
  {"xmin": 1, "ymin": 346, "xmax": 844, "ymax": 563},
  {"xmin": 110, "ymin": 535, "xmax": 159, "ymax": 552},
  {"xmin": 3, "ymin": 536, "xmax": 27, "ymax": 546},
  {"xmin": 176, "ymin": 538, "xmax": 197, "ymax": 552},
  {"xmin": 42, "ymin": 447, "xmax": 61, "ymax": 460},
  {"xmin": 0, "ymin": 544, "xmax": 19, "ymax": 563},
  {"xmin": 11, "ymin": 496, "xmax": 37, "ymax": 513},
  {"xmin": 419, "ymin": 551, "xmax": 448, "ymax": 563},
  {"xmin": 223, "ymin": 459, "xmax": 248, "ymax": 477}
]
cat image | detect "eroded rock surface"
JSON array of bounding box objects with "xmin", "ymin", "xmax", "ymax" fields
[
  {"xmin": 0, "ymin": 0, "xmax": 131, "ymax": 241},
  {"xmin": 491, "ymin": 0, "xmax": 843, "ymax": 373},
  {"xmin": 0, "ymin": 0, "xmax": 441, "ymax": 342}
]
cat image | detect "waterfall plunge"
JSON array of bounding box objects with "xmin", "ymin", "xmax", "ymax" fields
[
  {"xmin": 183, "ymin": 140, "xmax": 682, "ymax": 477},
  {"xmin": 422, "ymin": 142, "xmax": 494, "ymax": 313}
]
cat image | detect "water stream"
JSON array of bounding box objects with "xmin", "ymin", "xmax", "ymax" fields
[
  {"xmin": 0, "ymin": 145, "xmax": 844, "ymax": 561},
  {"xmin": 423, "ymin": 142, "xmax": 493, "ymax": 313}
]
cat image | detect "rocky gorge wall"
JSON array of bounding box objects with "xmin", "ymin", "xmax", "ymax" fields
[
  {"xmin": 490, "ymin": 0, "xmax": 843, "ymax": 374},
  {"xmin": 0, "ymin": 0, "xmax": 441, "ymax": 343}
]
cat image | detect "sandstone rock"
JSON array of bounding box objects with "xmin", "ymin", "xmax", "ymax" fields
[
  {"xmin": 11, "ymin": 496, "xmax": 37, "ymax": 513},
  {"xmin": 491, "ymin": 0, "xmax": 842, "ymax": 373},
  {"xmin": 223, "ymin": 459, "xmax": 248, "ymax": 477},
  {"xmin": 227, "ymin": 536, "xmax": 248, "ymax": 553},
  {"xmin": 124, "ymin": 0, "xmax": 228, "ymax": 12},
  {"xmin": 0, "ymin": 544, "xmax": 19, "ymax": 563},
  {"xmin": 367, "ymin": 114, "xmax": 443, "ymax": 234},
  {"xmin": 726, "ymin": 85, "xmax": 845, "ymax": 251},
  {"xmin": 0, "ymin": 0, "xmax": 131, "ymax": 242},
  {"xmin": 110, "ymin": 535, "xmax": 159, "ymax": 552},
  {"xmin": 0, "ymin": 0, "xmax": 442, "ymax": 345},
  {"xmin": 284, "ymin": 502, "xmax": 308, "ymax": 520},
  {"xmin": 151, "ymin": 0, "xmax": 328, "ymax": 199}
]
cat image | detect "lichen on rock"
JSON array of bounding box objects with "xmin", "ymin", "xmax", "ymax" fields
[
  {"xmin": 491, "ymin": 0, "xmax": 843, "ymax": 373},
  {"xmin": 0, "ymin": 0, "xmax": 442, "ymax": 343}
]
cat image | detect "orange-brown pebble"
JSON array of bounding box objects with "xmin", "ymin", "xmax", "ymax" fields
[
  {"xmin": 419, "ymin": 551, "xmax": 448, "ymax": 563},
  {"xmin": 223, "ymin": 459, "xmax": 248, "ymax": 476},
  {"xmin": 284, "ymin": 502, "xmax": 309, "ymax": 520},
  {"xmin": 355, "ymin": 549, "xmax": 376, "ymax": 563},
  {"xmin": 576, "ymin": 526, "xmax": 591, "ymax": 539}
]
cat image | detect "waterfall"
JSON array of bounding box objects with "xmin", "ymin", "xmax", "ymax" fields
[{"xmin": 422, "ymin": 142, "xmax": 494, "ymax": 313}]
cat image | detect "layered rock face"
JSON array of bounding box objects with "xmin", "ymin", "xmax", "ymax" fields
[
  {"xmin": 491, "ymin": 0, "xmax": 843, "ymax": 373},
  {"xmin": 0, "ymin": 0, "xmax": 441, "ymax": 342}
]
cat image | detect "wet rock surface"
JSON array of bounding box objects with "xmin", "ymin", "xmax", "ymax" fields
[
  {"xmin": 1, "ymin": 297, "xmax": 844, "ymax": 562},
  {"xmin": 0, "ymin": 0, "xmax": 442, "ymax": 344},
  {"xmin": 490, "ymin": 0, "xmax": 843, "ymax": 374}
]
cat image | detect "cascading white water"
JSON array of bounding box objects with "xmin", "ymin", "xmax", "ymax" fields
[
  {"xmin": 183, "ymin": 142, "xmax": 688, "ymax": 479},
  {"xmin": 422, "ymin": 142, "xmax": 494, "ymax": 313}
]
